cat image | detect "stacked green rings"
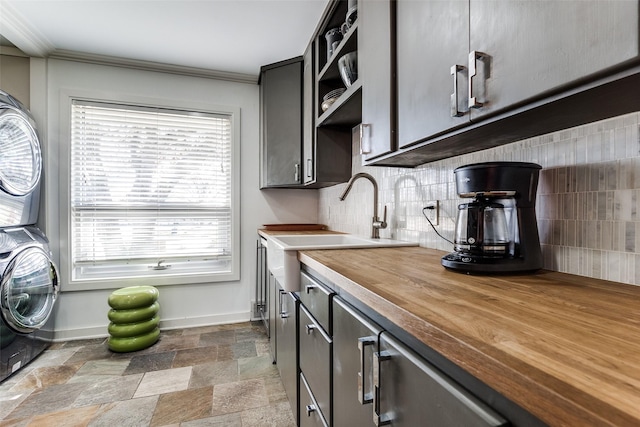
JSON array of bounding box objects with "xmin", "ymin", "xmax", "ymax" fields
[{"xmin": 107, "ymin": 286, "xmax": 160, "ymax": 352}]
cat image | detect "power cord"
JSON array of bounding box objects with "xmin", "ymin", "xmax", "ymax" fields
[{"xmin": 422, "ymin": 206, "xmax": 454, "ymax": 245}]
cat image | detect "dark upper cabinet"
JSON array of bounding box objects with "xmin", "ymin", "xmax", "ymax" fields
[
  {"xmin": 468, "ymin": 0, "xmax": 640, "ymax": 122},
  {"xmin": 396, "ymin": 0, "xmax": 470, "ymax": 150},
  {"xmin": 259, "ymin": 57, "xmax": 303, "ymax": 188},
  {"xmin": 303, "ymin": 44, "xmax": 315, "ymax": 186},
  {"xmin": 304, "ymin": 0, "xmax": 354, "ymax": 188},
  {"xmin": 359, "ymin": 0, "xmax": 396, "ymax": 161},
  {"xmin": 260, "ymin": 1, "xmax": 357, "ymax": 190},
  {"xmin": 368, "ymin": 0, "xmax": 640, "ymax": 166}
]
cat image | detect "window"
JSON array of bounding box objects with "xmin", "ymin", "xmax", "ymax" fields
[{"xmin": 68, "ymin": 99, "xmax": 238, "ymax": 287}]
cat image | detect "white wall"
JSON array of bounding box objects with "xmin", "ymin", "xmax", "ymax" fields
[{"xmin": 32, "ymin": 59, "xmax": 318, "ymax": 340}]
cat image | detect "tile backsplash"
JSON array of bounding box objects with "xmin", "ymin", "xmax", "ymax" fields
[{"xmin": 318, "ymin": 111, "xmax": 640, "ymax": 286}]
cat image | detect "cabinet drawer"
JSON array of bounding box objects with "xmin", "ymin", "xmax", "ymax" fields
[
  {"xmin": 299, "ymin": 304, "xmax": 331, "ymax": 424},
  {"xmin": 299, "ymin": 271, "xmax": 334, "ymax": 333},
  {"xmin": 300, "ymin": 372, "xmax": 329, "ymax": 427},
  {"xmin": 375, "ymin": 331, "xmax": 507, "ymax": 426}
]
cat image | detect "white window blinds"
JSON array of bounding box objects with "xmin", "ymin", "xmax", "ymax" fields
[{"xmin": 70, "ymin": 100, "xmax": 234, "ymax": 282}]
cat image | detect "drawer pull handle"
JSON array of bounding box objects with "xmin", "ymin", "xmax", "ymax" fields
[
  {"xmin": 373, "ymin": 351, "xmax": 392, "ymax": 426},
  {"xmin": 358, "ymin": 336, "xmax": 376, "ymax": 405},
  {"xmin": 306, "ymin": 404, "xmax": 317, "ymax": 416},
  {"xmin": 305, "ymin": 284, "xmax": 316, "ymax": 294}
]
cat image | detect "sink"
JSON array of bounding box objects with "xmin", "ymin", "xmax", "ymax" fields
[{"xmin": 266, "ymin": 233, "xmax": 418, "ymax": 291}]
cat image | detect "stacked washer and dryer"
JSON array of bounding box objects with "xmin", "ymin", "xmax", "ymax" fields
[{"xmin": 0, "ymin": 90, "xmax": 60, "ymax": 382}]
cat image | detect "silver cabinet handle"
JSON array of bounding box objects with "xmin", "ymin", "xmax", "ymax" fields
[
  {"xmin": 305, "ymin": 284, "xmax": 316, "ymax": 294},
  {"xmin": 360, "ymin": 123, "xmax": 372, "ymax": 155},
  {"xmin": 302, "ymin": 310, "xmax": 332, "ymax": 344},
  {"xmin": 468, "ymin": 51, "xmax": 489, "ymax": 109},
  {"xmin": 450, "ymin": 64, "xmax": 466, "ymax": 117},
  {"xmin": 294, "ymin": 163, "xmax": 300, "ymax": 182},
  {"xmin": 306, "ymin": 158, "xmax": 312, "ymax": 178},
  {"xmin": 373, "ymin": 351, "xmax": 392, "ymax": 426},
  {"xmin": 358, "ymin": 336, "xmax": 376, "ymax": 404},
  {"xmin": 278, "ymin": 289, "xmax": 287, "ymax": 318}
]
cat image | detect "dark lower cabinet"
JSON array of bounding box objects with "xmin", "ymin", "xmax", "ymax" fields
[
  {"xmin": 332, "ymin": 297, "xmax": 382, "ymax": 427},
  {"xmin": 333, "ymin": 296, "xmax": 507, "ymax": 427},
  {"xmin": 268, "ymin": 272, "xmax": 277, "ymax": 363},
  {"xmin": 276, "ymin": 288, "xmax": 299, "ymax": 424},
  {"xmin": 375, "ymin": 331, "xmax": 508, "ymax": 426}
]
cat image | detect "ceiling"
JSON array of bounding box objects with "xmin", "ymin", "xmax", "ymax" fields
[{"xmin": 0, "ymin": 0, "xmax": 330, "ymax": 80}]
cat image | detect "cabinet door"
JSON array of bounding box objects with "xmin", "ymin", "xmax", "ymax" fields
[
  {"xmin": 303, "ymin": 44, "xmax": 315, "ymax": 185},
  {"xmin": 396, "ymin": 0, "xmax": 470, "ymax": 149},
  {"xmin": 277, "ymin": 289, "xmax": 299, "ymax": 424},
  {"xmin": 260, "ymin": 59, "xmax": 303, "ymax": 188},
  {"xmin": 375, "ymin": 332, "xmax": 508, "ymax": 426},
  {"xmin": 469, "ymin": 0, "xmax": 640, "ymax": 120},
  {"xmin": 268, "ymin": 273, "xmax": 277, "ymax": 363},
  {"xmin": 360, "ymin": 0, "xmax": 395, "ymax": 161},
  {"xmin": 333, "ymin": 298, "xmax": 382, "ymax": 427}
]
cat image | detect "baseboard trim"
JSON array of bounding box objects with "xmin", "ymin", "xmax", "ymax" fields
[{"xmin": 51, "ymin": 311, "xmax": 252, "ymax": 342}]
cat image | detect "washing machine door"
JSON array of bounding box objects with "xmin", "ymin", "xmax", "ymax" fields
[
  {"xmin": 0, "ymin": 247, "xmax": 59, "ymax": 334},
  {"xmin": 0, "ymin": 107, "xmax": 42, "ymax": 196}
]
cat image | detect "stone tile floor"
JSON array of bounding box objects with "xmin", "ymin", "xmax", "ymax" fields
[{"xmin": 0, "ymin": 322, "xmax": 295, "ymax": 426}]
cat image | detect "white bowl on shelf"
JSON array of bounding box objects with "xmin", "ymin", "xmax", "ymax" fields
[{"xmin": 338, "ymin": 52, "xmax": 358, "ymax": 87}]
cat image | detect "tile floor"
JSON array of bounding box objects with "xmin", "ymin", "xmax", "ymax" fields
[{"xmin": 0, "ymin": 322, "xmax": 295, "ymax": 426}]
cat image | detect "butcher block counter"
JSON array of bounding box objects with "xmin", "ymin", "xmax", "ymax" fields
[{"xmin": 297, "ymin": 246, "xmax": 640, "ymax": 427}]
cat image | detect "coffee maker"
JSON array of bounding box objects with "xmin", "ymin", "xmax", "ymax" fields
[{"xmin": 441, "ymin": 161, "xmax": 543, "ymax": 273}]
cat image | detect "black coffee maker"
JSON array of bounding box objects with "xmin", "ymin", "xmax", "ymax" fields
[{"xmin": 441, "ymin": 161, "xmax": 543, "ymax": 273}]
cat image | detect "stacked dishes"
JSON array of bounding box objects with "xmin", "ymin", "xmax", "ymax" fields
[
  {"xmin": 322, "ymin": 88, "xmax": 346, "ymax": 112},
  {"xmin": 107, "ymin": 286, "xmax": 160, "ymax": 352}
]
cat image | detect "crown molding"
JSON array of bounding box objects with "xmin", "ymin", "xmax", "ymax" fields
[
  {"xmin": 49, "ymin": 49, "xmax": 259, "ymax": 84},
  {"xmin": 0, "ymin": 2, "xmax": 53, "ymax": 57}
]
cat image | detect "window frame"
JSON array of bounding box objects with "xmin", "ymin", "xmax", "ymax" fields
[{"xmin": 58, "ymin": 89, "xmax": 241, "ymax": 291}]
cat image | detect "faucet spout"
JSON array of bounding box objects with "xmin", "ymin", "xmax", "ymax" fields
[{"xmin": 339, "ymin": 173, "xmax": 387, "ymax": 238}]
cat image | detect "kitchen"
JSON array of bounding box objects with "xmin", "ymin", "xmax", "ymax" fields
[{"xmin": 1, "ymin": 0, "xmax": 640, "ymax": 426}]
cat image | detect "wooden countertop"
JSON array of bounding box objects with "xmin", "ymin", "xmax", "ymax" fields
[{"xmin": 298, "ymin": 246, "xmax": 640, "ymax": 427}]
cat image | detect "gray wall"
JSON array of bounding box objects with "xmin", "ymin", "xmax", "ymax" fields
[
  {"xmin": 0, "ymin": 47, "xmax": 29, "ymax": 105},
  {"xmin": 319, "ymin": 112, "xmax": 640, "ymax": 286}
]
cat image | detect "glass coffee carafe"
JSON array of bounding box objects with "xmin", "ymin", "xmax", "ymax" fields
[{"xmin": 454, "ymin": 198, "xmax": 513, "ymax": 257}]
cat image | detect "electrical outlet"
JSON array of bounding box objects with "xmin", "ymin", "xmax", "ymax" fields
[{"xmin": 424, "ymin": 201, "xmax": 439, "ymax": 226}]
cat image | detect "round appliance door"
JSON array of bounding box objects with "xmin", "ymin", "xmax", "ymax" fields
[
  {"xmin": 0, "ymin": 108, "xmax": 42, "ymax": 196},
  {"xmin": 0, "ymin": 247, "xmax": 59, "ymax": 334}
]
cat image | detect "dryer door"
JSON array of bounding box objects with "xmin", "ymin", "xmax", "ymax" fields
[
  {"xmin": 0, "ymin": 108, "xmax": 42, "ymax": 196},
  {"xmin": 0, "ymin": 247, "xmax": 59, "ymax": 334}
]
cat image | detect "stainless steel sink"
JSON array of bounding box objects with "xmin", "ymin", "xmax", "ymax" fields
[{"xmin": 266, "ymin": 233, "xmax": 417, "ymax": 291}]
